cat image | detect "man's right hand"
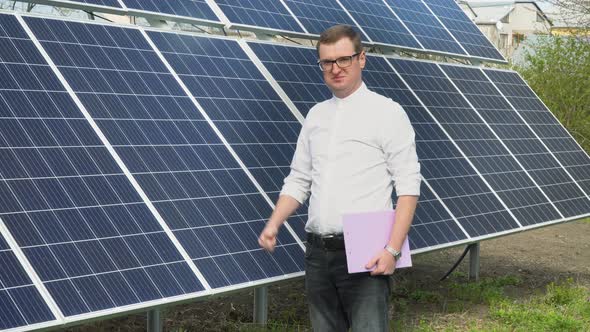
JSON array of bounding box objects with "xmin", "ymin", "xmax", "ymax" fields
[{"xmin": 258, "ymin": 223, "xmax": 279, "ymax": 252}]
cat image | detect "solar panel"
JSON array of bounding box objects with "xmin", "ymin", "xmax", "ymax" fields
[
  {"xmin": 441, "ymin": 65, "xmax": 590, "ymax": 219},
  {"xmin": 123, "ymin": 0, "xmax": 220, "ymax": 23},
  {"xmin": 246, "ymin": 41, "xmax": 523, "ymax": 244},
  {"xmin": 338, "ymin": 0, "xmax": 421, "ymax": 49},
  {"xmin": 1, "ymin": 13, "xmax": 205, "ymax": 321},
  {"xmin": 422, "ymin": 0, "xmax": 505, "ymax": 61},
  {"xmin": 384, "ymin": 0, "xmax": 465, "ymax": 55},
  {"xmin": 282, "ymin": 0, "xmax": 368, "ymax": 38},
  {"xmin": 247, "ymin": 42, "xmax": 330, "ymax": 117},
  {"xmin": 390, "ymin": 58, "xmax": 558, "ymax": 230},
  {"xmin": 0, "ymin": 235, "xmax": 56, "ymax": 330},
  {"xmin": 484, "ymin": 69, "xmax": 590, "ymax": 203},
  {"xmin": 24, "ymin": 16, "xmax": 305, "ymax": 290},
  {"xmin": 145, "ymin": 30, "xmax": 307, "ymax": 268},
  {"xmin": 213, "ymin": 0, "xmax": 306, "ymax": 35}
]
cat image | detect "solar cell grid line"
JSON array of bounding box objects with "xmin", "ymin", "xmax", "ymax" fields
[
  {"xmin": 245, "ymin": 41, "xmax": 475, "ymax": 249},
  {"xmin": 337, "ymin": 0, "xmax": 423, "ymax": 50},
  {"xmin": 421, "ymin": 0, "xmax": 505, "ymax": 62},
  {"xmin": 0, "ymin": 231, "xmax": 57, "ymax": 331},
  {"xmin": 23, "ymin": 16, "xmax": 305, "ymax": 290},
  {"xmin": 123, "ymin": 0, "xmax": 221, "ymax": 25},
  {"xmin": 212, "ymin": 0, "xmax": 307, "ymax": 36},
  {"xmin": 441, "ymin": 64, "xmax": 590, "ymax": 220},
  {"xmin": 383, "ymin": 0, "xmax": 466, "ymax": 56},
  {"xmin": 146, "ymin": 29, "xmax": 309, "ymax": 246},
  {"xmin": 282, "ymin": 0, "xmax": 370, "ymax": 39},
  {"xmin": 484, "ymin": 69, "xmax": 590, "ymax": 202},
  {"xmin": 389, "ymin": 58, "xmax": 542, "ymax": 234},
  {"xmin": 0, "ymin": 12, "xmax": 206, "ymax": 321}
]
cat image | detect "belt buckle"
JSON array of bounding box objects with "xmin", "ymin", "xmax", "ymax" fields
[{"xmin": 321, "ymin": 234, "xmax": 340, "ymax": 250}]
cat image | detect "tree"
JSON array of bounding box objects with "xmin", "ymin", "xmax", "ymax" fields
[
  {"xmin": 546, "ymin": 0, "xmax": 590, "ymax": 30},
  {"xmin": 515, "ymin": 34, "xmax": 590, "ymax": 151}
]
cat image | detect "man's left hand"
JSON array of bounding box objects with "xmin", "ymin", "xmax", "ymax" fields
[{"xmin": 366, "ymin": 249, "xmax": 396, "ymax": 276}]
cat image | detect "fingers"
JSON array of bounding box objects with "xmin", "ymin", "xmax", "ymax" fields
[
  {"xmin": 365, "ymin": 255, "xmax": 379, "ymax": 270},
  {"xmin": 258, "ymin": 225, "xmax": 278, "ymax": 252}
]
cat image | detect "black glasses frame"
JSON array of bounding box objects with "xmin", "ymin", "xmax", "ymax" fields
[{"xmin": 317, "ymin": 52, "xmax": 361, "ymax": 72}]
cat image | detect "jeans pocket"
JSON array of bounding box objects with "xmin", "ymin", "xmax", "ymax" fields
[{"xmin": 305, "ymin": 242, "xmax": 313, "ymax": 259}]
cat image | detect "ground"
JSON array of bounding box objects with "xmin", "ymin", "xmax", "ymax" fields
[{"xmin": 68, "ymin": 219, "xmax": 590, "ymax": 331}]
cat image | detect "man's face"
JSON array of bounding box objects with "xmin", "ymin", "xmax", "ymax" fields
[{"xmin": 318, "ymin": 37, "xmax": 365, "ymax": 98}]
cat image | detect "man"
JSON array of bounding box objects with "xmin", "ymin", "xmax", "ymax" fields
[{"xmin": 259, "ymin": 25, "xmax": 421, "ymax": 331}]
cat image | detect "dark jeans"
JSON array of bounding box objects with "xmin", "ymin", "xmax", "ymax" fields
[{"xmin": 305, "ymin": 243, "xmax": 390, "ymax": 332}]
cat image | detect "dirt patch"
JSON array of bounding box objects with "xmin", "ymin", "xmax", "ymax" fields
[{"xmin": 67, "ymin": 219, "xmax": 590, "ymax": 331}]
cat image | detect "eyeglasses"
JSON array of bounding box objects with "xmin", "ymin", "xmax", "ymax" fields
[{"xmin": 317, "ymin": 52, "xmax": 361, "ymax": 72}]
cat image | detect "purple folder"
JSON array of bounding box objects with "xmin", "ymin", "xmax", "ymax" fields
[{"xmin": 342, "ymin": 210, "xmax": 412, "ymax": 273}]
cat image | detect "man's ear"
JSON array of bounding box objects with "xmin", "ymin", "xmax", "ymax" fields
[{"xmin": 359, "ymin": 50, "xmax": 366, "ymax": 69}]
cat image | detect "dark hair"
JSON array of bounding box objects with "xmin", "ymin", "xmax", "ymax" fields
[{"xmin": 316, "ymin": 25, "xmax": 363, "ymax": 56}]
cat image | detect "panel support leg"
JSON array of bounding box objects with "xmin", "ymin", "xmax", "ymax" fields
[
  {"xmin": 254, "ymin": 286, "xmax": 268, "ymax": 325},
  {"xmin": 147, "ymin": 309, "xmax": 163, "ymax": 332},
  {"xmin": 469, "ymin": 242, "xmax": 480, "ymax": 282}
]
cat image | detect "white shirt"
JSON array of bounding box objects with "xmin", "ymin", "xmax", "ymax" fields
[{"xmin": 280, "ymin": 83, "xmax": 421, "ymax": 235}]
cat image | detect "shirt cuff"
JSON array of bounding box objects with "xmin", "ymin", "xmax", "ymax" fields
[
  {"xmin": 279, "ymin": 185, "xmax": 310, "ymax": 205},
  {"xmin": 394, "ymin": 171, "xmax": 422, "ymax": 197}
]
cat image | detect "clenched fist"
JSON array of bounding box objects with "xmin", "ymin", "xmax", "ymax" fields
[{"xmin": 258, "ymin": 223, "xmax": 279, "ymax": 252}]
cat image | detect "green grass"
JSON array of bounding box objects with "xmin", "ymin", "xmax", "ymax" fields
[
  {"xmin": 448, "ymin": 275, "xmax": 522, "ymax": 305},
  {"xmin": 489, "ymin": 279, "xmax": 590, "ymax": 332}
]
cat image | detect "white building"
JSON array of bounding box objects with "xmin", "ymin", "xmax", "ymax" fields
[{"xmin": 466, "ymin": 1, "xmax": 552, "ymax": 58}]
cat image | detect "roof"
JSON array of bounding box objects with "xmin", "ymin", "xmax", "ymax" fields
[
  {"xmin": 467, "ymin": 1, "xmax": 552, "ymax": 25},
  {"xmin": 472, "ymin": 4, "xmax": 514, "ymax": 24}
]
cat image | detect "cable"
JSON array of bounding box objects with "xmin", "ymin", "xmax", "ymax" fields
[
  {"xmin": 439, "ymin": 243, "xmax": 476, "ymax": 281},
  {"xmin": 82, "ymin": 10, "xmax": 113, "ymax": 23},
  {"xmin": 190, "ymin": 24, "xmax": 211, "ymax": 35},
  {"xmin": 280, "ymin": 35, "xmax": 302, "ymax": 45}
]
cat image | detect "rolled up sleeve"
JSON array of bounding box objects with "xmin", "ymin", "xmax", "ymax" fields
[
  {"xmin": 382, "ymin": 102, "xmax": 421, "ymax": 197},
  {"xmin": 280, "ymin": 120, "xmax": 312, "ymax": 204}
]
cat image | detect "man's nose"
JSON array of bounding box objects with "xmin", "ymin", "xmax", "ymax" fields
[{"xmin": 331, "ymin": 63, "xmax": 342, "ymax": 75}]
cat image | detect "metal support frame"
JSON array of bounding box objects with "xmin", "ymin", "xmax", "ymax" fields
[
  {"xmin": 147, "ymin": 309, "xmax": 163, "ymax": 332},
  {"xmin": 146, "ymin": 18, "xmax": 168, "ymax": 29},
  {"xmin": 469, "ymin": 242, "xmax": 480, "ymax": 281},
  {"xmin": 253, "ymin": 286, "xmax": 268, "ymax": 325}
]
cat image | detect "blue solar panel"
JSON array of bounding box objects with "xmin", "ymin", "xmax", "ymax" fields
[
  {"xmin": 338, "ymin": 0, "xmax": 421, "ymax": 49},
  {"xmin": 484, "ymin": 69, "xmax": 590, "ymax": 205},
  {"xmin": 385, "ymin": 0, "xmax": 465, "ymax": 55},
  {"xmin": 248, "ymin": 42, "xmax": 476, "ymax": 247},
  {"xmin": 147, "ymin": 31, "xmax": 306, "ymax": 277},
  {"xmin": 214, "ymin": 0, "xmax": 305, "ymax": 34},
  {"xmin": 422, "ymin": 0, "xmax": 504, "ymax": 61},
  {"xmin": 1, "ymin": 14, "xmax": 204, "ymax": 320},
  {"xmin": 26, "ymin": 17, "xmax": 305, "ymax": 290},
  {"xmin": 248, "ymin": 42, "xmax": 330, "ymax": 117},
  {"xmin": 123, "ymin": 0, "xmax": 220, "ymax": 22},
  {"xmin": 442, "ymin": 65, "xmax": 590, "ymax": 220},
  {"xmin": 0, "ymin": 235, "xmax": 55, "ymax": 330},
  {"xmin": 282, "ymin": 0, "xmax": 366, "ymax": 37},
  {"xmin": 390, "ymin": 59, "xmax": 556, "ymax": 230}
]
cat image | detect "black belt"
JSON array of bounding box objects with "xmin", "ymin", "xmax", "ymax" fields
[{"xmin": 306, "ymin": 232, "xmax": 345, "ymax": 251}]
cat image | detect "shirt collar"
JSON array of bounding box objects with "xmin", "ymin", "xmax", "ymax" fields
[{"xmin": 333, "ymin": 82, "xmax": 368, "ymax": 107}]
